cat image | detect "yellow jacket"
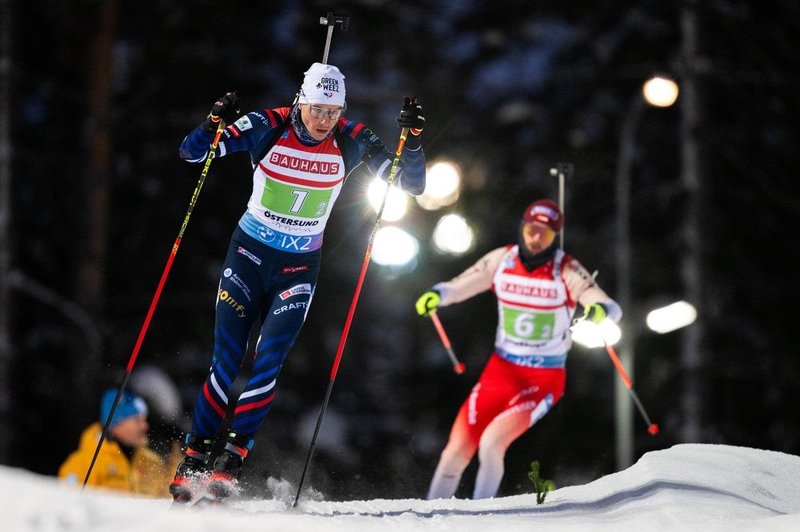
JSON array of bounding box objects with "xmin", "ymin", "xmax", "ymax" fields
[{"xmin": 58, "ymin": 422, "xmax": 174, "ymax": 498}]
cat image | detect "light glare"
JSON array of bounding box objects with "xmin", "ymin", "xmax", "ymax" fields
[
  {"xmin": 417, "ymin": 161, "xmax": 461, "ymax": 210},
  {"xmin": 372, "ymin": 226, "xmax": 419, "ymax": 267},
  {"xmin": 432, "ymin": 214, "xmax": 475, "ymax": 255},
  {"xmin": 571, "ymin": 319, "xmax": 622, "ymax": 349},
  {"xmin": 642, "ymin": 76, "xmax": 679, "ymax": 108},
  {"xmin": 367, "ymin": 178, "xmax": 408, "ymax": 222},
  {"xmin": 646, "ymin": 301, "xmax": 697, "ymax": 334}
]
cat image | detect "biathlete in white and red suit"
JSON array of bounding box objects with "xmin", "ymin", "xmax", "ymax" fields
[
  {"xmin": 170, "ymin": 62, "xmax": 427, "ymax": 503},
  {"xmin": 417, "ymin": 199, "xmax": 622, "ymax": 500}
]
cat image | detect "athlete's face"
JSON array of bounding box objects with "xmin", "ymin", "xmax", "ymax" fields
[
  {"xmin": 300, "ymin": 104, "xmax": 344, "ymax": 141},
  {"xmin": 522, "ymin": 221, "xmax": 556, "ymax": 254}
]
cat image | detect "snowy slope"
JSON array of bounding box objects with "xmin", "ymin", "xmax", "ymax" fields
[{"xmin": 3, "ymin": 444, "xmax": 800, "ymax": 531}]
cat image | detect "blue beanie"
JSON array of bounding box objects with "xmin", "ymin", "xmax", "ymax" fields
[{"xmin": 99, "ymin": 389, "xmax": 148, "ymax": 429}]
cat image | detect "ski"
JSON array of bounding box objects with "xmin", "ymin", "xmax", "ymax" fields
[
  {"xmin": 170, "ymin": 482, "xmax": 239, "ymax": 509},
  {"xmin": 189, "ymin": 493, "xmax": 227, "ymax": 508},
  {"xmin": 170, "ymin": 493, "xmax": 231, "ymax": 510}
]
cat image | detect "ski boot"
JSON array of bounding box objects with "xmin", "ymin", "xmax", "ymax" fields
[
  {"xmin": 204, "ymin": 432, "xmax": 253, "ymax": 501},
  {"xmin": 169, "ymin": 434, "xmax": 213, "ymax": 504}
]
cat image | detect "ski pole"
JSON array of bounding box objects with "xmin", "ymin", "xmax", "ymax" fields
[
  {"xmin": 81, "ymin": 121, "xmax": 226, "ymax": 490},
  {"xmin": 600, "ymin": 334, "xmax": 659, "ymax": 436},
  {"xmin": 293, "ymin": 126, "xmax": 410, "ymax": 507},
  {"xmin": 430, "ymin": 312, "xmax": 465, "ymax": 374}
]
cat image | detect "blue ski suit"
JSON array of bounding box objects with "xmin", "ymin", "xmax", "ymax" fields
[{"xmin": 180, "ymin": 105, "xmax": 426, "ymax": 445}]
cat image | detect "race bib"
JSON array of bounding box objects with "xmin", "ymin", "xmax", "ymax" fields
[
  {"xmin": 261, "ymin": 180, "xmax": 332, "ymax": 218},
  {"xmin": 502, "ymin": 308, "xmax": 555, "ymax": 340}
]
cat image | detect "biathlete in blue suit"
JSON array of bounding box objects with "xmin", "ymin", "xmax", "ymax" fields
[{"xmin": 170, "ymin": 62, "xmax": 427, "ymax": 503}]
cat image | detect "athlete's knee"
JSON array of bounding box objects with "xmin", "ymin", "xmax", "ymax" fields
[
  {"xmin": 477, "ymin": 446, "xmax": 505, "ymax": 471},
  {"xmin": 477, "ymin": 429, "xmax": 512, "ymax": 461},
  {"xmin": 439, "ymin": 437, "xmax": 475, "ymax": 466}
]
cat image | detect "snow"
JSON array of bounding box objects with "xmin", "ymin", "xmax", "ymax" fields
[{"xmin": 5, "ymin": 444, "xmax": 800, "ymax": 531}]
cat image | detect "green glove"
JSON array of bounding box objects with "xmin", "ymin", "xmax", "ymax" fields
[
  {"xmin": 415, "ymin": 290, "xmax": 441, "ymax": 317},
  {"xmin": 584, "ymin": 303, "xmax": 607, "ymax": 324}
]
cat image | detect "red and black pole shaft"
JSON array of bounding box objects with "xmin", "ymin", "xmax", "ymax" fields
[
  {"xmin": 293, "ymin": 127, "xmax": 410, "ymax": 508},
  {"xmin": 430, "ymin": 312, "xmax": 465, "ymax": 374},
  {"xmin": 601, "ymin": 336, "xmax": 659, "ymax": 436},
  {"xmin": 81, "ymin": 121, "xmax": 226, "ymax": 490}
]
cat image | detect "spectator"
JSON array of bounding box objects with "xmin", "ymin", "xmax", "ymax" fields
[{"xmin": 59, "ymin": 389, "xmax": 177, "ymax": 497}]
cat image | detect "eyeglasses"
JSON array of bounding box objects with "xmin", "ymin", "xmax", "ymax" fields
[
  {"xmin": 308, "ymin": 105, "xmax": 344, "ymax": 121},
  {"xmin": 523, "ymin": 222, "xmax": 555, "ymax": 240}
]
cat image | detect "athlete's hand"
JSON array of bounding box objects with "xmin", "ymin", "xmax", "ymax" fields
[
  {"xmin": 397, "ymin": 96, "xmax": 424, "ymax": 150},
  {"xmin": 583, "ymin": 303, "xmax": 608, "ymax": 324},
  {"xmin": 397, "ymin": 96, "xmax": 425, "ymax": 132},
  {"xmin": 415, "ymin": 290, "xmax": 441, "ymax": 317},
  {"xmin": 204, "ymin": 91, "xmax": 241, "ymax": 131}
]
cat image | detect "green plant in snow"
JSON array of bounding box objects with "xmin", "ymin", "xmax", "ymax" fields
[{"xmin": 528, "ymin": 460, "xmax": 556, "ymax": 504}]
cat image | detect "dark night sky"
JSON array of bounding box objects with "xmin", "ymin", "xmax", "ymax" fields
[{"xmin": 3, "ymin": 0, "xmax": 799, "ymax": 500}]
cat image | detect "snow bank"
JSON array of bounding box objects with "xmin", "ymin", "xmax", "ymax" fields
[{"xmin": 3, "ymin": 444, "xmax": 800, "ymax": 531}]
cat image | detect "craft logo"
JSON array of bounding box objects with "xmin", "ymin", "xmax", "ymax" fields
[
  {"xmin": 251, "ymin": 111, "xmax": 269, "ymax": 126},
  {"xmin": 273, "ymin": 301, "xmax": 309, "ymax": 315},
  {"xmin": 278, "ymin": 283, "xmax": 312, "ymax": 300}
]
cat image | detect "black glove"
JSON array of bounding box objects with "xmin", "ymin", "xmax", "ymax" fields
[
  {"xmin": 396, "ymin": 96, "xmax": 424, "ymax": 132},
  {"xmin": 203, "ymin": 91, "xmax": 241, "ymax": 132},
  {"xmin": 396, "ymin": 96, "xmax": 424, "ymax": 149}
]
